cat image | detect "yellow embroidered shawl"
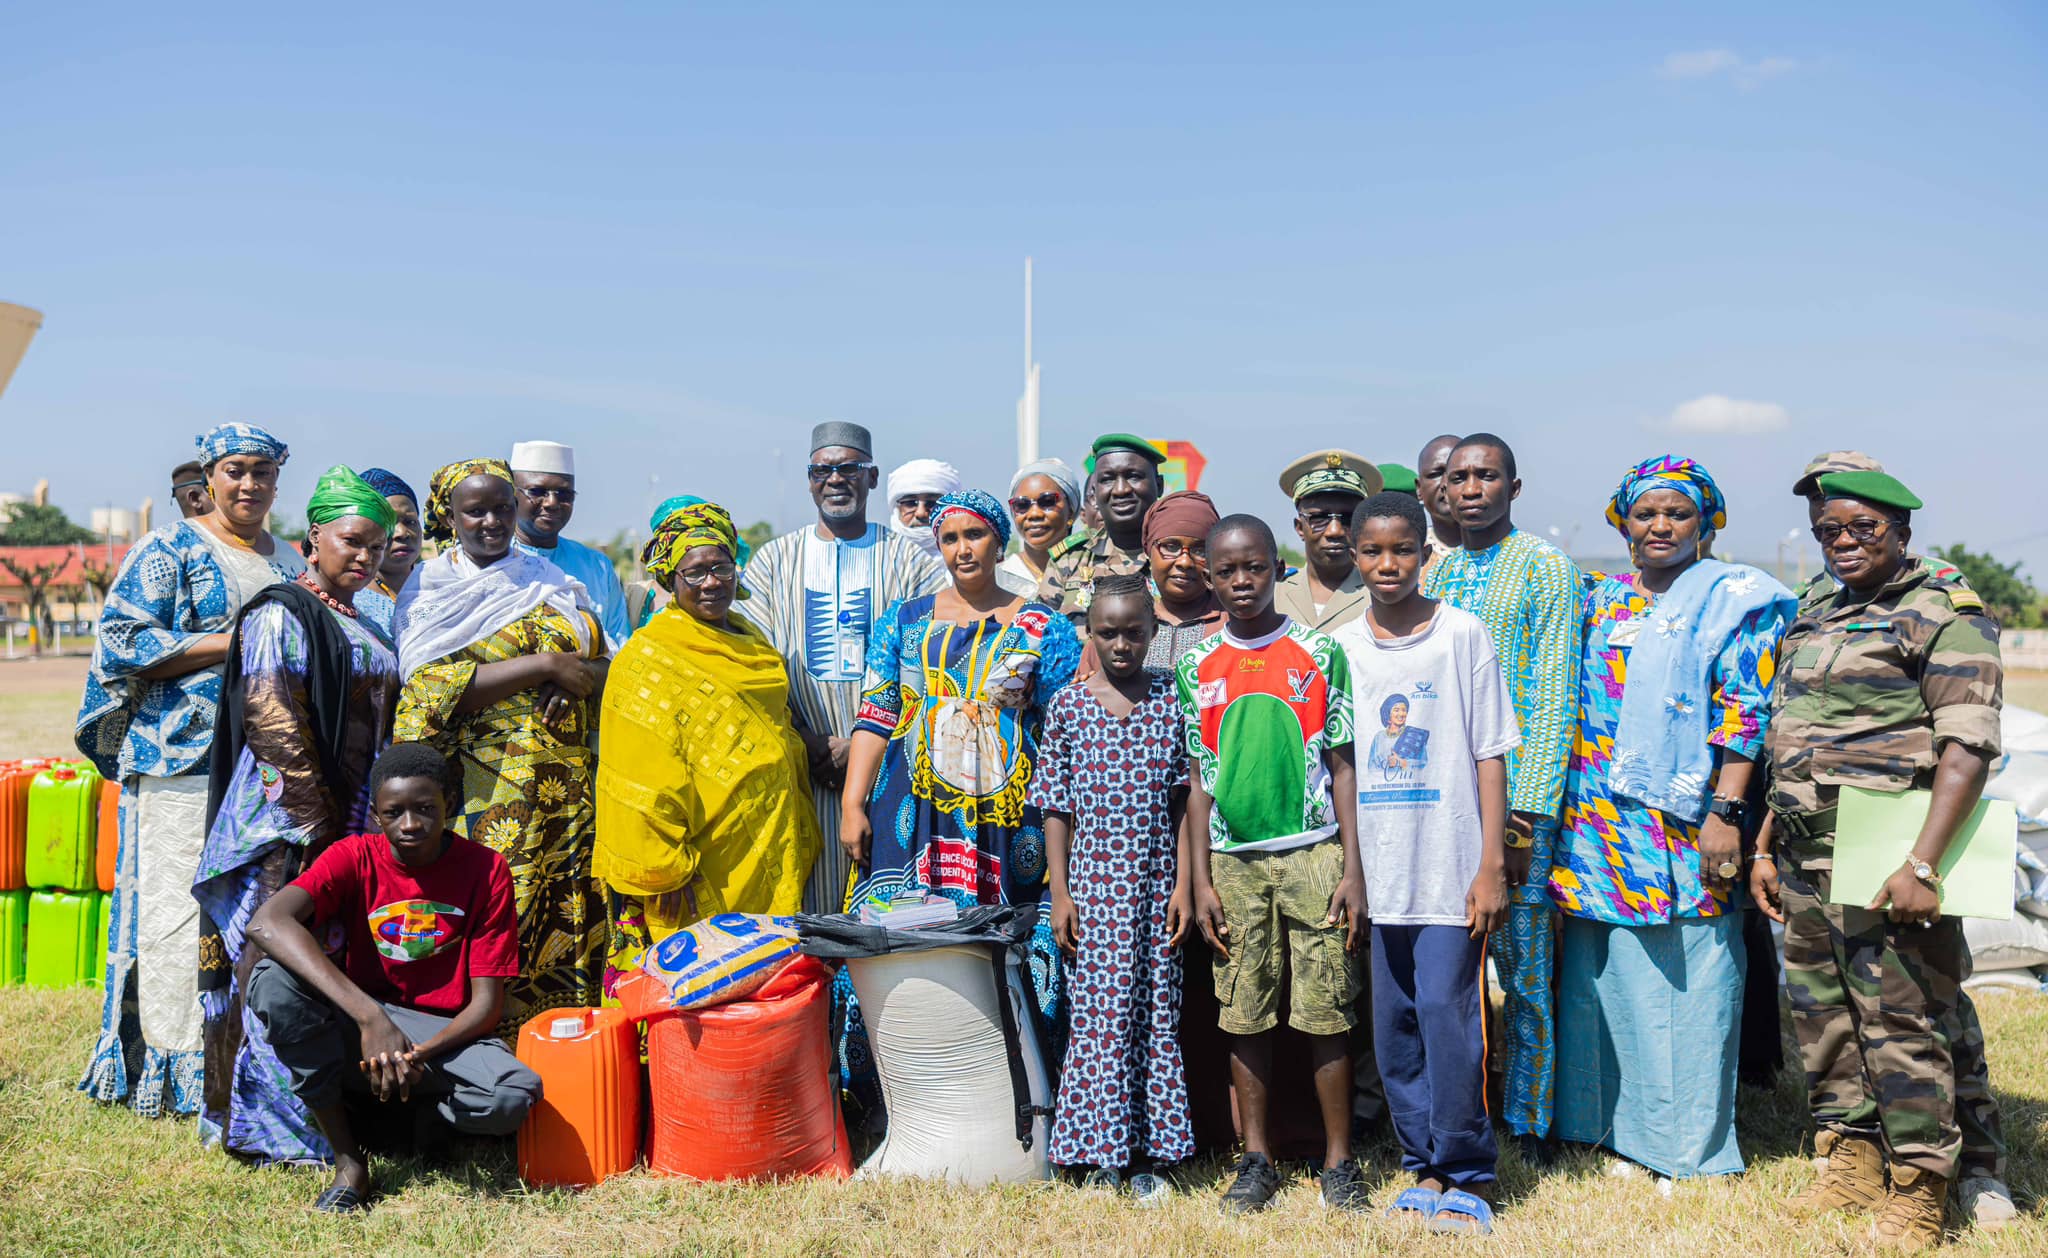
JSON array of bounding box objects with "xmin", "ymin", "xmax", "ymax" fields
[{"xmin": 594, "ymin": 605, "xmax": 820, "ymax": 915}]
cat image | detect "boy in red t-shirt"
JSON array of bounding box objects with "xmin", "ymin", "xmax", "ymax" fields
[{"xmin": 247, "ymin": 743, "xmax": 537, "ymax": 1214}]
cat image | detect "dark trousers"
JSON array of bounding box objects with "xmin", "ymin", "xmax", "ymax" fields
[
  {"xmin": 1372, "ymin": 923, "xmax": 1497, "ymax": 1188},
  {"xmin": 245, "ymin": 958, "xmax": 541, "ymax": 1136}
]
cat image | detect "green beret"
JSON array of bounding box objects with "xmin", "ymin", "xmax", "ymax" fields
[
  {"xmin": 1816, "ymin": 470, "xmax": 1922, "ymax": 513},
  {"xmin": 1090, "ymin": 433, "xmax": 1166, "ymax": 465},
  {"xmin": 1378, "ymin": 462, "xmax": 1418, "ymax": 495}
]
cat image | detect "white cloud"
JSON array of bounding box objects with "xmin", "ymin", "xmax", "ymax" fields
[
  {"xmin": 1667, "ymin": 394, "xmax": 1792, "ymax": 434},
  {"xmin": 1659, "ymin": 49, "xmax": 1797, "ymax": 89}
]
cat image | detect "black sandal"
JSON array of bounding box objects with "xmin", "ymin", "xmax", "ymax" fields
[{"xmin": 311, "ymin": 1182, "xmax": 371, "ymax": 1215}]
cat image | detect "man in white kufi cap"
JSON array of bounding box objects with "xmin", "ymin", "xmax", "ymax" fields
[{"xmin": 510, "ymin": 440, "xmax": 629, "ymax": 646}]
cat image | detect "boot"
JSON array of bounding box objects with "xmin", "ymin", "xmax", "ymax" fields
[
  {"xmin": 1872, "ymin": 1164, "xmax": 1949, "ymax": 1251},
  {"xmin": 1789, "ymin": 1130, "xmax": 1886, "ymax": 1216}
]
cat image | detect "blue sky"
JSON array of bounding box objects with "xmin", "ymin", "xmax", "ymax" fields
[{"xmin": 5, "ymin": 3, "xmax": 2045, "ymax": 577}]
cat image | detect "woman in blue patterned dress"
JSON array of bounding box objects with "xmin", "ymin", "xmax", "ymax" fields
[
  {"xmin": 836, "ymin": 490, "xmax": 1080, "ymax": 1117},
  {"xmin": 1546, "ymin": 456, "xmax": 1794, "ymax": 1179},
  {"xmin": 191, "ymin": 468, "xmax": 401, "ymax": 1163},
  {"xmin": 75, "ymin": 424, "xmax": 305, "ymax": 1117}
]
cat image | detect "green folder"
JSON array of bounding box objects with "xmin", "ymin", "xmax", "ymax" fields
[{"xmin": 1828, "ymin": 787, "xmax": 2018, "ymax": 921}]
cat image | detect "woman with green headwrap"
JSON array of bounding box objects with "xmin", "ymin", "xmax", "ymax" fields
[
  {"xmin": 192, "ymin": 466, "xmax": 401, "ymax": 1164},
  {"xmin": 595, "ymin": 500, "xmax": 818, "ymax": 995}
]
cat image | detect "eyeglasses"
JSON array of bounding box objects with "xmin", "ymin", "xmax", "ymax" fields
[
  {"xmin": 520, "ymin": 485, "xmax": 577, "ymax": 504},
  {"xmin": 1299, "ymin": 510, "xmax": 1351, "ymax": 531},
  {"xmin": 1812, "ymin": 519, "xmax": 1892, "ymax": 546},
  {"xmin": 676, "ymin": 561, "xmax": 738, "ymax": 587},
  {"xmin": 1008, "ymin": 491, "xmax": 1067, "ymax": 514},
  {"xmin": 1152, "ymin": 539, "xmax": 1206, "ymax": 560},
  {"xmin": 807, "ymin": 461, "xmax": 875, "ymax": 482}
]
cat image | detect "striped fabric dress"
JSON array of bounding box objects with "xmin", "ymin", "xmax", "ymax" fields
[{"xmin": 739, "ymin": 523, "xmax": 946, "ymax": 913}]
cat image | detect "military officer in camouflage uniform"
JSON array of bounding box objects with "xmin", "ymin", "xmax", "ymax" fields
[
  {"xmin": 1758, "ymin": 470, "xmax": 2006, "ymax": 1252},
  {"xmin": 1763, "ymin": 452, "xmax": 2013, "ymax": 1232},
  {"xmin": 1037, "ymin": 433, "xmax": 1163, "ymax": 636}
]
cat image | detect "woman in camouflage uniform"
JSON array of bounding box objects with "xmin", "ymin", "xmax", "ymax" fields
[{"xmin": 1755, "ymin": 470, "xmax": 2005, "ymax": 1253}]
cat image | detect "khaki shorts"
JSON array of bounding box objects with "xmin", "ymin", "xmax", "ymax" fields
[{"xmin": 1210, "ymin": 839, "xmax": 1359, "ymax": 1037}]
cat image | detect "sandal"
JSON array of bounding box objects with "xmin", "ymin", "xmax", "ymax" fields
[
  {"xmin": 1427, "ymin": 1188, "xmax": 1495, "ymax": 1236},
  {"xmin": 1385, "ymin": 1186, "xmax": 1442, "ymax": 1222},
  {"xmin": 311, "ymin": 1182, "xmax": 371, "ymax": 1215}
]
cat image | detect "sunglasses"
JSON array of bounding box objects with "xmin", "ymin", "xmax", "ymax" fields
[
  {"xmin": 520, "ymin": 485, "xmax": 577, "ymax": 504},
  {"xmin": 1812, "ymin": 519, "xmax": 1893, "ymax": 546},
  {"xmin": 1007, "ymin": 491, "xmax": 1067, "ymax": 514},
  {"xmin": 807, "ymin": 461, "xmax": 876, "ymax": 482}
]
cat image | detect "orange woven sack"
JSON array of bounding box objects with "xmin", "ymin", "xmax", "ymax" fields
[{"xmin": 620, "ymin": 955, "xmax": 851, "ymax": 1182}]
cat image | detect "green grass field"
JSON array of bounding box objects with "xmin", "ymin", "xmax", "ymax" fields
[{"xmin": 0, "ymin": 983, "xmax": 2041, "ymax": 1257}]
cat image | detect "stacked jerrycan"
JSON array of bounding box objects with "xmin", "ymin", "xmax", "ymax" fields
[
  {"xmin": 7, "ymin": 762, "xmax": 108, "ymax": 988},
  {"xmin": 0, "ymin": 759, "xmax": 57, "ymax": 985}
]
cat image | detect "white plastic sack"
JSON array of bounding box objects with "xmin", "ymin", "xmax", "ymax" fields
[
  {"xmin": 1986, "ymin": 707, "xmax": 2048, "ymax": 829},
  {"xmin": 1964, "ymin": 913, "xmax": 2048, "ymax": 971},
  {"xmin": 845, "ymin": 944, "xmax": 1051, "ymax": 1186}
]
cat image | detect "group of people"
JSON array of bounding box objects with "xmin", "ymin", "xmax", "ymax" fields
[{"xmin": 70, "ymin": 420, "xmax": 2011, "ymax": 1249}]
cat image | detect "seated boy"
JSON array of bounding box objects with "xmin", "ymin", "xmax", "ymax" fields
[
  {"xmin": 247, "ymin": 742, "xmax": 540, "ymax": 1214},
  {"xmin": 1179, "ymin": 514, "xmax": 1368, "ymax": 1214},
  {"xmin": 1332, "ymin": 492, "xmax": 1519, "ymax": 1237}
]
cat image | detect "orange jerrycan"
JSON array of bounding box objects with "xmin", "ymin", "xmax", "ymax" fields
[
  {"xmin": 0, "ymin": 759, "xmax": 55, "ymax": 890},
  {"xmin": 515, "ymin": 1006, "xmax": 642, "ymax": 1187},
  {"xmin": 95, "ymin": 779, "xmax": 119, "ymax": 893},
  {"xmin": 27, "ymin": 764, "xmax": 101, "ymax": 891}
]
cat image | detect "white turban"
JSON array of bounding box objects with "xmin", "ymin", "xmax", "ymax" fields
[
  {"xmin": 887, "ymin": 458, "xmax": 961, "ymax": 503},
  {"xmin": 510, "ymin": 440, "xmax": 575, "ymax": 476}
]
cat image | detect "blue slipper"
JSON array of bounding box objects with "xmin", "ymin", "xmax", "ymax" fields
[
  {"xmin": 1427, "ymin": 1188, "xmax": 1495, "ymax": 1236},
  {"xmin": 1385, "ymin": 1186, "xmax": 1441, "ymax": 1221}
]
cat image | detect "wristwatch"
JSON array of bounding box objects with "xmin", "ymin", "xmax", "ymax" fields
[
  {"xmin": 1503, "ymin": 828, "xmax": 1534, "ymax": 850},
  {"xmin": 1907, "ymin": 856, "xmax": 1943, "ymax": 888},
  {"xmin": 1707, "ymin": 796, "xmax": 1754, "ymax": 831}
]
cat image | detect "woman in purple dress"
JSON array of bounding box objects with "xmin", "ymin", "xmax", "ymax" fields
[{"xmin": 1033, "ymin": 574, "xmax": 1194, "ymax": 1202}]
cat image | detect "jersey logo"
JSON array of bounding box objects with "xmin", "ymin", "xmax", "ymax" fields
[
  {"xmin": 1236, "ymin": 657, "xmax": 1266, "ymax": 672},
  {"xmin": 1285, "ymin": 668, "xmax": 1315, "ymax": 703},
  {"xmin": 1196, "ymin": 679, "xmax": 1227, "ymax": 709},
  {"xmin": 367, "ymin": 899, "xmax": 465, "ymax": 962}
]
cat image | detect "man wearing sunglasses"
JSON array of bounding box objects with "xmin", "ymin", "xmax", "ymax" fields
[
  {"xmin": 1038, "ymin": 433, "xmax": 1165, "ymax": 636},
  {"xmin": 1275, "ymin": 448, "xmax": 1384, "ymax": 633},
  {"xmin": 510, "ymin": 440, "xmax": 629, "ymax": 647},
  {"xmin": 741, "ymin": 421, "xmax": 947, "ymax": 915}
]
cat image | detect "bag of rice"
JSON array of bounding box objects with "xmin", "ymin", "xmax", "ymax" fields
[{"xmin": 640, "ymin": 913, "xmax": 801, "ymax": 1010}]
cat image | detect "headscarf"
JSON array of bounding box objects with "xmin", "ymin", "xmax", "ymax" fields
[
  {"xmin": 931, "ymin": 489, "xmax": 1012, "ymax": 551},
  {"xmin": 306, "ymin": 465, "xmax": 398, "ymax": 533},
  {"xmin": 195, "ymin": 423, "xmax": 289, "ymax": 469},
  {"xmin": 1008, "ymin": 457, "xmax": 1083, "ymax": 513},
  {"xmin": 649, "ymin": 494, "xmax": 752, "ymax": 566},
  {"xmin": 359, "ymin": 467, "xmax": 418, "ymax": 504},
  {"xmin": 641, "ymin": 500, "xmax": 749, "ymax": 598},
  {"xmin": 1142, "ymin": 489, "xmax": 1220, "ymax": 549},
  {"xmin": 423, "ymin": 457, "xmax": 513, "ymax": 543},
  {"xmin": 1605, "ymin": 455, "xmax": 1726, "ymax": 540}
]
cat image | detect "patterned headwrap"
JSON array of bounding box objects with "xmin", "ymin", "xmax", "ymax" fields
[
  {"xmin": 358, "ymin": 467, "xmax": 418, "ymax": 504},
  {"xmin": 306, "ymin": 465, "xmax": 398, "ymax": 532},
  {"xmin": 931, "ymin": 489, "xmax": 1011, "ymax": 550},
  {"xmin": 194, "ymin": 422, "xmax": 290, "ymax": 469},
  {"xmin": 649, "ymin": 494, "xmax": 750, "ymax": 565},
  {"xmin": 641, "ymin": 500, "xmax": 748, "ymax": 596},
  {"xmin": 1605, "ymin": 455, "xmax": 1727, "ymax": 538},
  {"xmin": 423, "ymin": 457, "xmax": 513, "ymax": 543}
]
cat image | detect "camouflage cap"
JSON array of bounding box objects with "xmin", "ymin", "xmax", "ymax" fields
[
  {"xmin": 1792, "ymin": 450, "xmax": 1883, "ymax": 498},
  {"xmin": 1816, "ymin": 470, "xmax": 1923, "ymax": 513}
]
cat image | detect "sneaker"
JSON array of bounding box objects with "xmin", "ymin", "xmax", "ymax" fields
[
  {"xmin": 1320, "ymin": 1159, "xmax": 1371, "ymax": 1212},
  {"xmin": 1081, "ymin": 1168, "xmax": 1121, "ymax": 1192},
  {"xmin": 1219, "ymin": 1152, "xmax": 1281, "ymax": 1215},
  {"xmin": 1128, "ymin": 1172, "xmax": 1172, "ymax": 1207},
  {"xmin": 1960, "ymin": 1175, "xmax": 2017, "ymax": 1231}
]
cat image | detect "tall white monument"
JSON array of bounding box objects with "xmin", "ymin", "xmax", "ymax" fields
[
  {"xmin": 1015, "ymin": 259, "xmax": 1041, "ymax": 466},
  {"xmin": 0, "ymin": 303, "xmax": 43, "ymax": 402}
]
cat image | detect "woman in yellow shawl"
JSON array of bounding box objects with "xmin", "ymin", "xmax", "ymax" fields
[{"xmin": 596, "ymin": 500, "xmax": 821, "ymax": 994}]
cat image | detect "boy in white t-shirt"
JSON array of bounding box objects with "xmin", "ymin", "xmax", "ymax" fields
[{"xmin": 1333, "ymin": 492, "xmax": 1520, "ymax": 1237}]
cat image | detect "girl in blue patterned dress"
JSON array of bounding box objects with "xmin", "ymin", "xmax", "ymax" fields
[
  {"xmin": 1033, "ymin": 574, "xmax": 1193, "ymax": 1199},
  {"xmin": 837, "ymin": 490, "xmax": 1080, "ymax": 1121}
]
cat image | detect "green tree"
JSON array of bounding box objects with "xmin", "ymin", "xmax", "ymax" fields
[
  {"xmin": 741, "ymin": 520, "xmax": 774, "ymax": 554},
  {"xmin": 266, "ymin": 510, "xmax": 307, "ymax": 544},
  {"xmin": 1932, "ymin": 543, "xmax": 2043, "ymax": 628},
  {"xmin": 0, "ymin": 503, "xmax": 96, "ymax": 545},
  {"xmin": 596, "ymin": 529, "xmax": 640, "ymax": 582}
]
